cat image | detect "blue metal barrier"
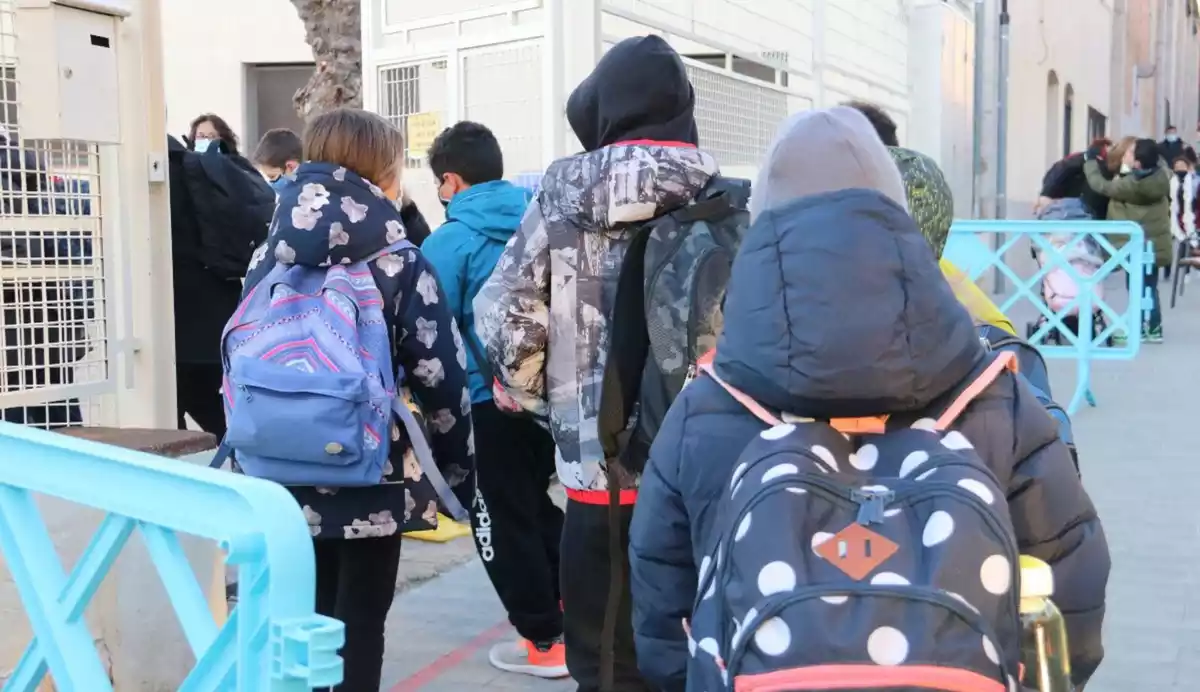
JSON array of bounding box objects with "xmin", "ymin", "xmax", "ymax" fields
[
  {"xmin": 0, "ymin": 422, "xmax": 343, "ymax": 691},
  {"xmin": 944, "ymin": 220, "xmax": 1149, "ymax": 415}
]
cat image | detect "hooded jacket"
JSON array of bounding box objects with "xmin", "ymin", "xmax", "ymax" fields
[
  {"xmin": 886, "ymin": 145, "xmax": 1018, "ymax": 335},
  {"xmin": 241, "ymin": 163, "xmax": 474, "ymax": 539},
  {"xmin": 474, "ymin": 35, "xmax": 716, "ymax": 493},
  {"xmin": 421, "ymin": 179, "xmax": 532, "ymax": 404},
  {"xmin": 628, "ymin": 108, "xmax": 1109, "ymax": 691},
  {"xmin": 1085, "ymin": 158, "xmax": 1172, "ymax": 266}
]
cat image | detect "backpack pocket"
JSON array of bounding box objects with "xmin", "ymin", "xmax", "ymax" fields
[
  {"xmin": 726, "ymin": 587, "xmax": 1012, "ymax": 691},
  {"xmin": 225, "ymin": 358, "xmax": 372, "ymax": 467}
]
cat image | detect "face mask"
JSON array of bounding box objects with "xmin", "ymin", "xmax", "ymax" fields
[
  {"xmin": 269, "ymin": 176, "xmax": 292, "ymax": 192},
  {"xmin": 193, "ymin": 138, "xmax": 214, "ymax": 153},
  {"xmin": 1167, "ymin": 134, "xmax": 1179, "ymax": 143},
  {"xmin": 1120, "ymin": 163, "xmax": 1133, "ymax": 175}
]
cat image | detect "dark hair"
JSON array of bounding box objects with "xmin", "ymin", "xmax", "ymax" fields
[
  {"xmin": 189, "ymin": 113, "xmax": 239, "ymax": 154},
  {"xmin": 427, "ymin": 121, "xmax": 504, "ymax": 185},
  {"xmin": 303, "ymin": 107, "xmax": 405, "ymax": 189},
  {"xmin": 252, "ymin": 128, "xmax": 303, "ymax": 168},
  {"xmin": 1134, "ymin": 138, "xmax": 1160, "ymax": 169},
  {"xmin": 843, "ymin": 100, "xmax": 899, "ymax": 147}
]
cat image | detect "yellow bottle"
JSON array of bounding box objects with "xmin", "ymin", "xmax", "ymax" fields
[{"xmin": 1019, "ymin": 555, "xmax": 1072, "ymax": 691}]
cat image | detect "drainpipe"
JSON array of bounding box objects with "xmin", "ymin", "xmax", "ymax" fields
[
  {"xmin": 972, "ymin": 0, "xmax": 987, "ymax": 218},
  {"xmin": 996, "ymin": 0, "xmax": 1010, "ymax": 220}
]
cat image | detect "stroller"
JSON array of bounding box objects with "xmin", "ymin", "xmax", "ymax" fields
[{"xmin": 1028, "ymin": 200, "xmax": 1110, "ymax": 345}]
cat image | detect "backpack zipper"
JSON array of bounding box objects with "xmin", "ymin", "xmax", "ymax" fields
[
  {"xmin": 725, "ymin": 584, "xmax": 1013, "ymax": 685},
  {"xmin": 702, "ymin": 468, "xmax": 1019, "ymax": 659}
]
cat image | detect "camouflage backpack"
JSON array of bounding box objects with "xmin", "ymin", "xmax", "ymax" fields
[{"xmin": 599, "ymin": 176, "xmax": 751, "ymax": 473}]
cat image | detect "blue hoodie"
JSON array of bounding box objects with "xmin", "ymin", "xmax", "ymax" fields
[{"xmin": 422, "ymin": 179, "xmax": 532, "ymax": 404}]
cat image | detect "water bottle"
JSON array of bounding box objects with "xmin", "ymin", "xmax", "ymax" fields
[{"xmin": 1019, "ymin": 555, "xmax": 1072, "ymax": 691}]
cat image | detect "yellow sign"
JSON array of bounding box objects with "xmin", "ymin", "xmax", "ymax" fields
[{"xmin": 406, "ymin": 112, "xmax": 443, "ymax": 158}]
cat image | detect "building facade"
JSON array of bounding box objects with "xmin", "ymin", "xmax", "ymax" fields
[
  {"xmin": 160, "ymin": 0, "xmax": 313, "ymax": 150},
  {"xmin": 360, "ymin": 0, "xmax": 920, "ymax": 222},
  {"xmin": 974, "ymin": 0, "xmax": 1200, "ymax": 218}
]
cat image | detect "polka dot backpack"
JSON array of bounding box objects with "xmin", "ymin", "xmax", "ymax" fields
[{"xmin": 687, "ymin": 351, "xmax": 1023, "ymax": 692}]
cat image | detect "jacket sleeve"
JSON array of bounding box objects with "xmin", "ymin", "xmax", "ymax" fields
[
  {"xmin": 419, "ymin": 225, "xmax": 468, "ymax": 328},
  {"xmin": 393, "ymin": 250, "xmax": 475, "ymax": 512},
  {"xmin": 1001, "ymin": 378, "xmax": 1110, "ymax": 688},
  {"xmin": 1084, "ymin": 159, "xmax": 1144, "ymax": 203},
  {"xmin": 629, "ymin": 401, "xmax": 694, "ymax": 692},
  {"xmin": 472, "ymin": 203, "xmax": 549, "ymax": 416},
  {"xmin": 400, "ymin": 202, "xmax": 432, "ymax": 247}
]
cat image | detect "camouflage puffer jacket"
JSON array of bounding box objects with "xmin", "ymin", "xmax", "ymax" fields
[{"xmin": 473, "ymin": 144, "xmax": 718, "ymax": 492}]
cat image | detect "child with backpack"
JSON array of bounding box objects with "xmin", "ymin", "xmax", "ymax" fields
[
  {"xmin": 473, "ymin": 35, "xmax": 750, "ymax": 691},
  {"xmin": 420, "ymin": 121, "xmax": 568, "ymax": 679},
  {"xmin": 627, "ymin": 107, "xmax": 1110, "ymax": 692},
  {"xmin": 219, "ymin": 108, "xmax": 474, "ymax": 691},
  {"xmin": 251, "ymin": 128, "xmax": 303, "ymax": 191}
]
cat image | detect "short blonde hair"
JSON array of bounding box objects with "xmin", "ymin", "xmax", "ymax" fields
[{"xmin": 303, "ymin": 108, "xmax": 405, "ymax": 189}]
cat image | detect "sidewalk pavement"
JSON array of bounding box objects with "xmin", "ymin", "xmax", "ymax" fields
[{"xmin": 381, "ymin": 291, "xmax": 1200, "ymax": 691}]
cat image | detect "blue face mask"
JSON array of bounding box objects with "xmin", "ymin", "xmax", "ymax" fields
[
  {"xmin": 193, "ymin": 138, "xmax": 214, "ymax": 153},
  {"xmin": 269, "ymin": 177, "xmax": 292, "ymax": 192},
  {"xmin": 1167, "ymin": 134, "xmax": 1180, "ymax": 143}
]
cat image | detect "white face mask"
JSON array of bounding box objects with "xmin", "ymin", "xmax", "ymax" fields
[
  {"xmin": 1120, "ymin": 163, "xmax": 1133, "ymax": 175},
  {"xmin": 194, "ymin": 138, "xmax": 214, "ymax": 153}
]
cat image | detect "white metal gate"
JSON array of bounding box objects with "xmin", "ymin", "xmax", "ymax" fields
[{"xmin": 0, "ymin": 0, "xmax": 175, "ymax": 430}]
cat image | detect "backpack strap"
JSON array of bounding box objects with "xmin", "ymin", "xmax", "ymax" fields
[
  {"xmin": 364, "ymin": 239, "xmax": 412, "ymax": 264},
  {"xmin": 390, "ymin": 398, "xmax": 468, "ymax": 522},
  {"xmin": 699, "ymin": 350, "xmax": 1017, "ymax": 434},
  {"xmin": 934, "ymin": 351, "xmax": 1018, "ymax": 430},
  {"xmin": 697, "ymin": 362, "xmax": 783, "ymax": 427}
]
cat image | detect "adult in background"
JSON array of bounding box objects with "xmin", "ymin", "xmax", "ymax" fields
[
  {"xmin": 1084, "ymin": 137, "xmax": 1171, "ymax": 343},
  {"xmin": 1035, "ymin": 138, "xmax": 1116, "ymax": 219},
  {"xmin": 1160, "ymin": 124, "xmax": 1185, "ymax": 165},
  {"xmin": 189, "ymin": 113, "xmax": 241, "ymax": 155},
  {"xmin": 170, "ymin": 113, "xmax": 274, "ymax": 435}
]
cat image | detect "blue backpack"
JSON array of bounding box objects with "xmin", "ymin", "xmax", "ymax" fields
[{"xmin": 211, "ymin": 241, "xmax": 465, "ymax": 518}]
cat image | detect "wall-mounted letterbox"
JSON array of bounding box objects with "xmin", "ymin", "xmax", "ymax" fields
[{"xmin": 15, "ymin": 0, "xmax": 130, "ymax": 143}]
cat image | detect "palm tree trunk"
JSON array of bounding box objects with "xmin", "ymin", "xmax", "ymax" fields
[{"xmin": 290, "ymin": 0, "xmax": 362, "ymax": 120}]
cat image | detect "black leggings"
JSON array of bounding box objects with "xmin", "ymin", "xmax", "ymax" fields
[{"xmin": 314, "ymin": 534, "xmax": 403, "ymax": 692}]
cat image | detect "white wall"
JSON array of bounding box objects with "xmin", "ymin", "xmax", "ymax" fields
[
  {"xmin": 160, "ymin": 0, "xmax": 311, "ymax": 147},
  {"xmin": 1005, "ymin": 0, "xmax": 1113, "ymax": 212},
  {"xmin": 908, "ymin": 1, "xmax": 976, "ymax": 218}
]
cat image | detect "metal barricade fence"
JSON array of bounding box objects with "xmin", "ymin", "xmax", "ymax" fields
[
  {"xmin": 0, "ymin": 422, "xmax": 343, "ymax": 691},
  {"xmin": 943, "ymin": 220, "xmax": 1150, "ymax": 415}
]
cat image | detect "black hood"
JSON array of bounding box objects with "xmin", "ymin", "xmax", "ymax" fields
[
  {"xmin": 713, "ymin": 189, "xmax": 984, "ymax": 418},
  {"xmin": 566, "ymin": 35, "xmax": 699, "ymax": 151}
]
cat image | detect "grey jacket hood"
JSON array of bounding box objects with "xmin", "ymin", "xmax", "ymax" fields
[
  {"xmin": 717, "ymin": 107, "xmax": 983, "ymax": 417},
  {"xmin": 749, "ymin": 107, "xmax": 908, "ymax": 221}
]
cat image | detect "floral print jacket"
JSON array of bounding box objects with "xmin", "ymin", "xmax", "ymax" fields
[{"xmin": 242, "ymin": 163, "xmax": 475, "ymax": 539}]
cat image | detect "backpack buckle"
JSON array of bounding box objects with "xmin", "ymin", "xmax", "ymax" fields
[{"xmin": 851, "ymin": 488, "xmax": 895, "ymax": 526}]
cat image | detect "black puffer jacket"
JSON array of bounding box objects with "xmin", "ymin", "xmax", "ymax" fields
[{"xmin": 628, "ymin": 189, "xmax": 1110, "ymax": 691}]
